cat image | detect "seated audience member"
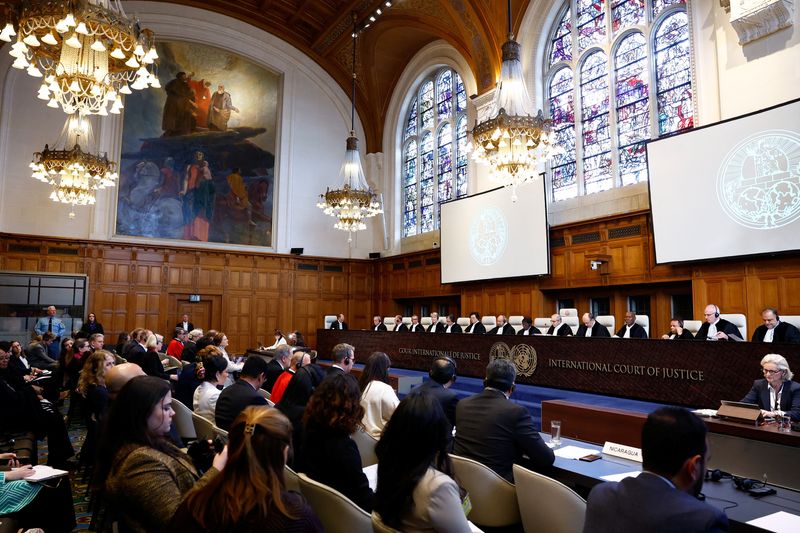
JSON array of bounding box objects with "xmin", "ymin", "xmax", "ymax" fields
[
  {"xmin": 330, "ymin": 313, "xmax": 348, "ymax": 330},
  {"xmin": 410, "ymin": 356, "xmax": 459, "ymax": 441},
  {"xmin": 9, "ymin": 340, "xmax": 58, "ymax": 403},
  {"xmin": 464, "ymin": 312, "xmax": 485, "ymax": 334},
  {"xmin": 517, "ymin": 316, "xmax": 537, "ymax": 336},
  {"xmin": 487, "ymin": 314, "xmax": 516, "ymax": 335},
  {"xmin": 662, "ymin": 318, "xmax": 694, "ymax": 340},
  {"xmin": 106, "ymin": 362, "xmax": 146, "ymax": 401},
  {"xmin": 139, "ymin": 333, "xmax": 178, "ymax": 382},
  {"xmin": 372, "ymin": 315, "xmax": 387, "ymax": 331},
  {"xmin": 577, "ymin": 313, "xmax": 611, "ymax": 338},
  {"xmin": 63, "ymin": 337, "xmax": 91, "ymax": 392},
  {"xmin": 454, "ymin": 359, "xmax": 554, "ymax": 481},
  {"xmin": 180, "ymin": 328, "xmax": 203, "ymax": 361},
  {"xmin": 171, "ymin": 407, "xmax": 322, "ymax": 531},
  {"xmin": 291, "ymin": 330, "xmax": 307, "ymax": 347},
  {"xmin": 96, "ymin": 376, "xmax": 227, "ymax": 532},
  {"xmin": 194, "ymin": 352, "xmax": 229, "ymax": 421},
  {"xmin": 741, "ymin": 353, "xmax": 800, "ymax": 421},
  {"xmin": 26, "ymin": 333, "xmax": 59, "ymax": 370},
  {"xmin": 89, "ymin": 333, "xmax": 105, "ymax": 352},
  {"xmin": 276, "ymin": 360, "xmax": 325, "ymax": 464},
  {"xmin": 266, "ymin": 329, "xmax": 288, "ymax": 349},
  {"xmin": 359, "ymin": 352, "xmax": 399, "ymax": 438},
  {"xmin": 696, "ymin": 304, "xmax": 743, "ymax": 341},
  {"xmin": 76, "ymin": 349, "xmax": 115, "ymax": 463},
  {"xmin": 393, "ymin": 314, "xmax": 408, "ymax": 332},
  {"xmin": 583, "ymin": 407, "xmax": 728, "ymax": 533},
  {"xmin": 751, "ymin": 308, "xmax": 800, "ymax": 344},
  {"xmin": 270, "ymin": 351, "xmax": 310, "ymax": 405},
  {"xmin": 0, "ymin": 452, "xmax": 76, "ymax": 532},
  {"xmin": 328, "ymin": 342, "xmax": 355, "ymax": 376},
  {"xmin": 113, "ymin": 331, "xmax": 129, "ymax": 356},
  {"xmin": 374, "ymin": 394, "xmax": 472, "ymax": 532},
  {"xmin": 7, "ymin": 340, "xmax": 31, "ymax": 376},
  {"xmin": 215, "ymin": 355, "xmax": 270, "ymax": 431},
  {"xmin": 166, "ymin": 328, "xmax": 187, "ymax": 359},
  {"xmin": 298, "ymin": 373, "xmax": 373, "ymax": 511},
  {"xmin": 409, "ymin": 315, "xmax": 425, "ymax": 333},
  {"xmin": 124, "ymin": 328, "xmax": 149, "ymax": 362},
  {"xmin": 174, "ymin": 349, "xmax": 205, "ymax": 409},
  {"xmin": 77, "ymin": 313, "xmax": 104, "ymax": 337},
  {"xmin": 444, "ymin": 314, "xmax": 461, "ymax": 333},
  {"xmin": 265, "ymin": 344, "xmax": 292, "ymax": 392},
  {"xmin": 615, "ymin": 311, "xmax": 648, "ymax": 338},
  {"xmin": 426, "ymin": 312, "xmax": 445, "ymax": 333},
  {"xmin": 213, "ymin": 332, "xmax": 242, "ymax": 386}
]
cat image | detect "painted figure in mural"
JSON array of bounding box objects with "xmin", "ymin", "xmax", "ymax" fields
[
  {"xmin": 208, "ymin": 84, "xmax": 240, "ymax": 131},
  {"xmin": 226, "ymin": 167, "xmax": 256, "ymax": 225},
  {"xmin": 155, "ymin": 157, "xmax": 181, "ymax": 198},
  {"xmin": 181, "ymin": 152, "xmax": 216, "ymax": 241},
  {"xmin": 187, "ymin": 75, "xmax": 213, "ymax": 129},
  {"xmin": 162, "ymin": 72, "xmax": 197, "ymax": 136}
]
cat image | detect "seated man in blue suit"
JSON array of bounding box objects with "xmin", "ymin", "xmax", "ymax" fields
[{"xmin": 583, "ymin": 407, "xmax": 728, "ymax": 533}]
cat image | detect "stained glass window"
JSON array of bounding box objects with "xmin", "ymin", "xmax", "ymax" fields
[
  {"xmin": 543, "ymin": 1, "xmax": 694, "ymax": 201},
  {"xmin": 401, "ymin": 68, "xmax": 468, "ymax": 237}
]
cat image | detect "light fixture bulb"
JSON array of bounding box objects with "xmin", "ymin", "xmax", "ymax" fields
[
  {"xmin": 90, "ymin": 39, "xmax": 106, "ymax": 52},
  {"xmin": 0, "ymin": 23, "xmax": 16, "ymax": 42},
  {"xmin": 23, "ymin": 34, "xmax": 41, "ymax": 47},
  {"xmin": 65, "ymin": 33, "xmax": 82, "ymax": 48},
  {"xmin": 41, "ymin": 32, "xmax": 58, "ymax": 45},
  {"xmin": 110, "ymin": 47, "xmax": 126, "ymax": 59},
  {"xmin": 124, "ymin": 55, "xmax": 139, "ymax": 68}
]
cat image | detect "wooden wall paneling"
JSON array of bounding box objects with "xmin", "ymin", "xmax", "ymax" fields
[{"xmin": 224, "ymin": 291, "xmax": 253, "ymax": 353}]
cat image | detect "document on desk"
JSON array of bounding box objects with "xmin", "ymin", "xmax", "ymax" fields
[
  {"xmin": 553, "ymin": 445, "xmax": 599, "ymax": 460},
  {"xmin": 600, "ymin": 471, "xmax": 640, "ymax": 482},
  {"xmin": 25, "ymin": 465, "xmax": 68, "ymax": 482},
  {"xmin": 746, "ymin": 511, "xmax": 800, "ymax": 532}
]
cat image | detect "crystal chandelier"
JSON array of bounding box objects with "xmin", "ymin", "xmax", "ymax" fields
[
  {"xmin": 317, "ymin": 14, "xmax": 382, "ymax": 242},
  {"xmin": 1, "ymin": 0, "xmax": 158, "ymax": 116},
  {"xmin": 469, "ymin": 0, "xmax": 562, "ymax": 201},
  {"xmin": 30, "ymin": 113, "xmax": 117, "ymax": 218}
]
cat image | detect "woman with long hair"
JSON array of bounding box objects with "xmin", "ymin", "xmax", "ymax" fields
[
  {"xmin": 358, "ymin": 351, "xmax": 399, "ymax": 438},
  {"xmin": 171, "ymin": 407, "xmax": 322, "ymax": 531},
  {"xmin": 77, "ymin": 312, "xmax": 104, "ymax": 337},
  {"xmin": 297, "ymin": 373, "xmax": 373, "ymax": 511},
  {"xmin": 193, "ymin": 348, "xmax": 228, "ymax": 420},
  {"xmin": 213, "ymin": 331, "xmax": 242, "ymax": 386},
  {"xmin": 76, "ymin": 349, "xmax": 115, "ymax": 464},
  {"xmin": 95, "ymin": 376, "xmax": 226, "ymax": 532},
  {"xmin": 374, "ymin": 393, "xmax": 473, "ymax": 532},
  {"xmin": 266, "ymin": 329, "xmax": 287, "ymax": 350},
  {"xmin": 63, "ymin": 337, "xmax": 90, "ymax": 391}
]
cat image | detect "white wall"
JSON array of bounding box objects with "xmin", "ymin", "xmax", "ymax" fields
[{"xmin": 0, "ymin": 2, "xmax": 379, "ymax": 259}]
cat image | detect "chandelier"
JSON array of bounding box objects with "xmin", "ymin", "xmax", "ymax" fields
[
  {"xmin": 317, "ymin": 14, "xmax": 382, "ymax": 242},
  {"xmin": 1, "ymin": 0, "xmax": 158, "ymax": 116},
  {"xmin": 30, "ymin": 113, "xmax": 117, "ymax": 218},
  {"xmin": 469, "ymin": 0, "xmax": 562, "ymax": 201}
]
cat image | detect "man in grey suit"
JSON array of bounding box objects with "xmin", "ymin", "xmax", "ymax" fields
[
  {"xmin": 454, "ymin": 359, "xmax": 554, "ymax": 481},
  {"xmin": 583, "ymin": 407, "xmax": 728, "ymax": 533}
]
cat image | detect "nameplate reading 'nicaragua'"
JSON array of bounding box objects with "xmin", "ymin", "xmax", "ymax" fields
[{"xmin": 602, "ymin": 441, "xmax": 643, "ymax": 463}]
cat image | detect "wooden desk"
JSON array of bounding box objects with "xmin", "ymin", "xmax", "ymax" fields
[
  {"xmin": 541, "ymin": 400, "xmax": 800, "ymax": 491},
  {"xmin": 317, "ymin": 329, "xmax": 800, "ymax": 408}
]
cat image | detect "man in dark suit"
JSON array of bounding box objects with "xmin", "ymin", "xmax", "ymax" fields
[
  {"xmin": 411, "ymin": 356, "xmax": 459, "ymax": 446},
  {"xmin": 751, "ymin": 308, "xmax": 800, "ymax": 344},
  {"xmin": 371, "ymin": 315, "xmax": 387, "ymax": 331},
  {"xmin": 444, "ymin": 314, "xmax": 462, "ymax": 333},
  {"xmin": 330, "ymin": 313, "xmax": 348, "ymax": 330},
  {"xmin": 661, "ymin": 318, "xmax": 694, "ymax": 340},
  {"xmin": 546, "ymin": 314, "xmax": 573, "ymax": 336},
  {"xmin": 25, "ymin": 334, "xmax": 59, "ymax": 370},
  {"xmin": 454, "ymin": 359, "xmax": 554, "ymax": 481},
  {"xmin": 180, "ymin": 329, "xmax": 203, "ymax": 361},
  {"xmin": 517, "ymin": 316, "xmax": 538, "ymax": 336},
  {"xmin": 695, "ymin": 304, "xmax": 743, "ymax": 341},
  {"xmin": 487, "ymin": 315, "xmax": 515, "ymax": 335},
  {"xmin": 426, "ymin": 312, "xmax": 445, "ymax": 333},
  {"xmin": 125, "ymin": 329, "xmax": 149, "ymax": 366},
  {"xmin": 392, "ymin": 315, "xmax": 408, "ymax": 332},
  {"xmin": 176, "ymin": 314, "xmax": 194, "ymax": 333},
  {"xmin": 464, "ymin": 312, "xmax": 486, "ymax": 334},
  {"xmin": 215, "ymin": 355, "xmax": 269, "ymax": 430},
  {"xmin": 741, "ymin": 353, "xmax": 800, "ymax": 420},
  {"xmin": 327, "ymin": 343, "xmax": 354, "ymax": 376},
  {"xmin": 615, "ymin": 311, "xmax": 648, "ymax": 338},
  {"xmin": 264, "ymin": 345, "xmax": 291, "ymax": 392},
  {"xmin": 576, "ymin": 313, "xmax": 611, "ymax": 337},
  {"xmin": 583, "ymin": 407, "xmax": 728, "ymax": 533},
  {"xmin": 409, "ymin": 315, "xmax": 425, "ymax": 333}
]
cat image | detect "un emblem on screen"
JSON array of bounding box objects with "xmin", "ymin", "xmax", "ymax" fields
[
  {"xmin": 469, "ymin": 206, "xmax": 508, "ymax": 266},
  {"xmin": 717, "ymin": 130, "xmax": 800, "ymax": 230},
  {"xmin": 489, "ymin": 342, "xmax": 537, "ymax": 377}
]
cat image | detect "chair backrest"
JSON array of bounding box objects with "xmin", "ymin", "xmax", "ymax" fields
[
  {"xmin": 192, "ymin": 411, "xmax": 215, "ymax": 440},
  {"xmin": 371, "ymin": 512, "xmax": 401, "ymax": 533},
  {"xmin": 324, "ymin": 315, "xmax": 337, "ymax": 329},
  {"xmin": 421, "ymin": 317, "xmax": 432, "ymax": 327},
  {"xmin": 383, "ymin": 317, "xmax": 395, "ymax": 331},
  {"xmin": 534, "ymin": 317, "xmax": 550, "ymax": 335},
  {"xmin": 509, "ymin": 315, "xmax": 524, "ymax": 333},
  {"xmin": 635, "ymin": 314, "xmax": 650, "ymax": 337},
  {"xmin": 171, "ymin": 398, "xmax": 197, "ymax": 440},
  {"xmin": 563, "ymin": 316, "xmax": 580, "ymax": 335},
  {"xmin": 213, "ymin": 425, "xmax": 228, "ymax": 438},
  {"xmin": 284, "ymin": 465, "xmax": 301, "ymax": 493},
  {"xmin": 559, "ymin": 308, "xmax": 579, "ymax": 317},
  {"xmin": 782, "ymin": 315, "xmax": 800, "ymax": 331},
  {"xmin": 402, "ymin": 316, "xmax": 412, "ymax": 326},
  {"xmin": 351, "ymin": 428, "xmax": 378, "ymax": 467},
  {"xmin": 449, "ymin": 454, "xmax": 520, "ymax": 527},
  {"xmin": 258, "ymin": 388, "xmax": 271, "ymax": 400},
  {"xmin": 720, "ymin": 313, "xmax": 747, "ymax": 340},
  {"xmin": 481, "ymin": 315, "xmax": 496, "ymax": 328},
  {"xmin": 457, "ymin": 317, "xmax": 470, "ymax": 327},
  {"xmin": 596, "ymin": 315, "xmax": 615, "ymax": 336},
  {"xmin": 165, "ymin": 355, "xmax": 182, "ymax": 369},
  {"xmin": 684, "ymin": 319, "xmax": 702, "ymax": 336},
  {"xmin": 297, "ymin": 473, "xmax": 372, "ymax": 533},
  {"xmin": 513, "ymin": 464, "xmax": 586, "ymax": 533}
]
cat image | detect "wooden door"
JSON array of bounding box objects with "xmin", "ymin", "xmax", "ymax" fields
[{"xmin": 173, "ymin": 298, "xmax": 212, "ymax": 333}]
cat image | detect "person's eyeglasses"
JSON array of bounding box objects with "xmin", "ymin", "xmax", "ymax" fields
[{"xmin": 762, "ymin": 368, "xmax": 783, "ymax": 375}]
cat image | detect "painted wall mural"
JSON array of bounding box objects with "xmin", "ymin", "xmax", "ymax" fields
[{"xmin": 115, "ymin": 41, "xmax": 280, "ymax": 247}]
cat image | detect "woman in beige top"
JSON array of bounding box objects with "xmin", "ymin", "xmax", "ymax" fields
[{"xmin": 358, "ymin": 352, "xmax": 399, "ymax": 438}]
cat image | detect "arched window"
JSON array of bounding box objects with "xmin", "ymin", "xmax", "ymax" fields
[
  {"xmin": 544, "ymin": 0, "xmax": 693, "ymax": 201},
  {"xmin": 402, "ymin": 68, "xmax": 468, "ymax": 237}
]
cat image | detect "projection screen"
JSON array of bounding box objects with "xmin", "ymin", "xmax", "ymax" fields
[
  {"xmin": 647, "ymin": 98, "xmax": 800, "ymax": 264},
  {"xmin": 440, "ymin": 181, "xmax": 549, "ymax": 284}
]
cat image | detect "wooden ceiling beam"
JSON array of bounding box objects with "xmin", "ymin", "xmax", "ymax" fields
[{"xmin": 287, "ymin": 0, "xmax": 313, "ymax": 25}]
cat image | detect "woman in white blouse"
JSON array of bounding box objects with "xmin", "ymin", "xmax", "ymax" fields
[
  {"xmin": 358, "ymin": 352, "xmax": 399, "ymax": 438},
  {"xmin": 193, "ymin": 350, "xmax": 228, "ymax": 420},
  {"xmin": 213, "ymin": 331, "xmax": 241, "ymax": 387},
  {"xmin": 265, "ymin": 329, "xmax": 288, "ymax": 350}
]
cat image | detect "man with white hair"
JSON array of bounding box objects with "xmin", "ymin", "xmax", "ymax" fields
[
  {"xmin": 546, "ymin": 314, "xmax": 572, "ymax": 336},
  {"xmin": 487, "ymin": 315, "xmax": 515, "ymax": 335},
  {"xmin": 426, "ymin": 312, "xmax": 445, "ymax": 333},
  {"xmin": 741, "ymin": 353, "xmax": 800, "ymax": 421},
  {"xmin": 577, "ymin": 313, "xmax": 610, "ymax": 337},
  {"xmin": 695, "ymin": 304, "xmax": 742, "ymax": 341}
]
